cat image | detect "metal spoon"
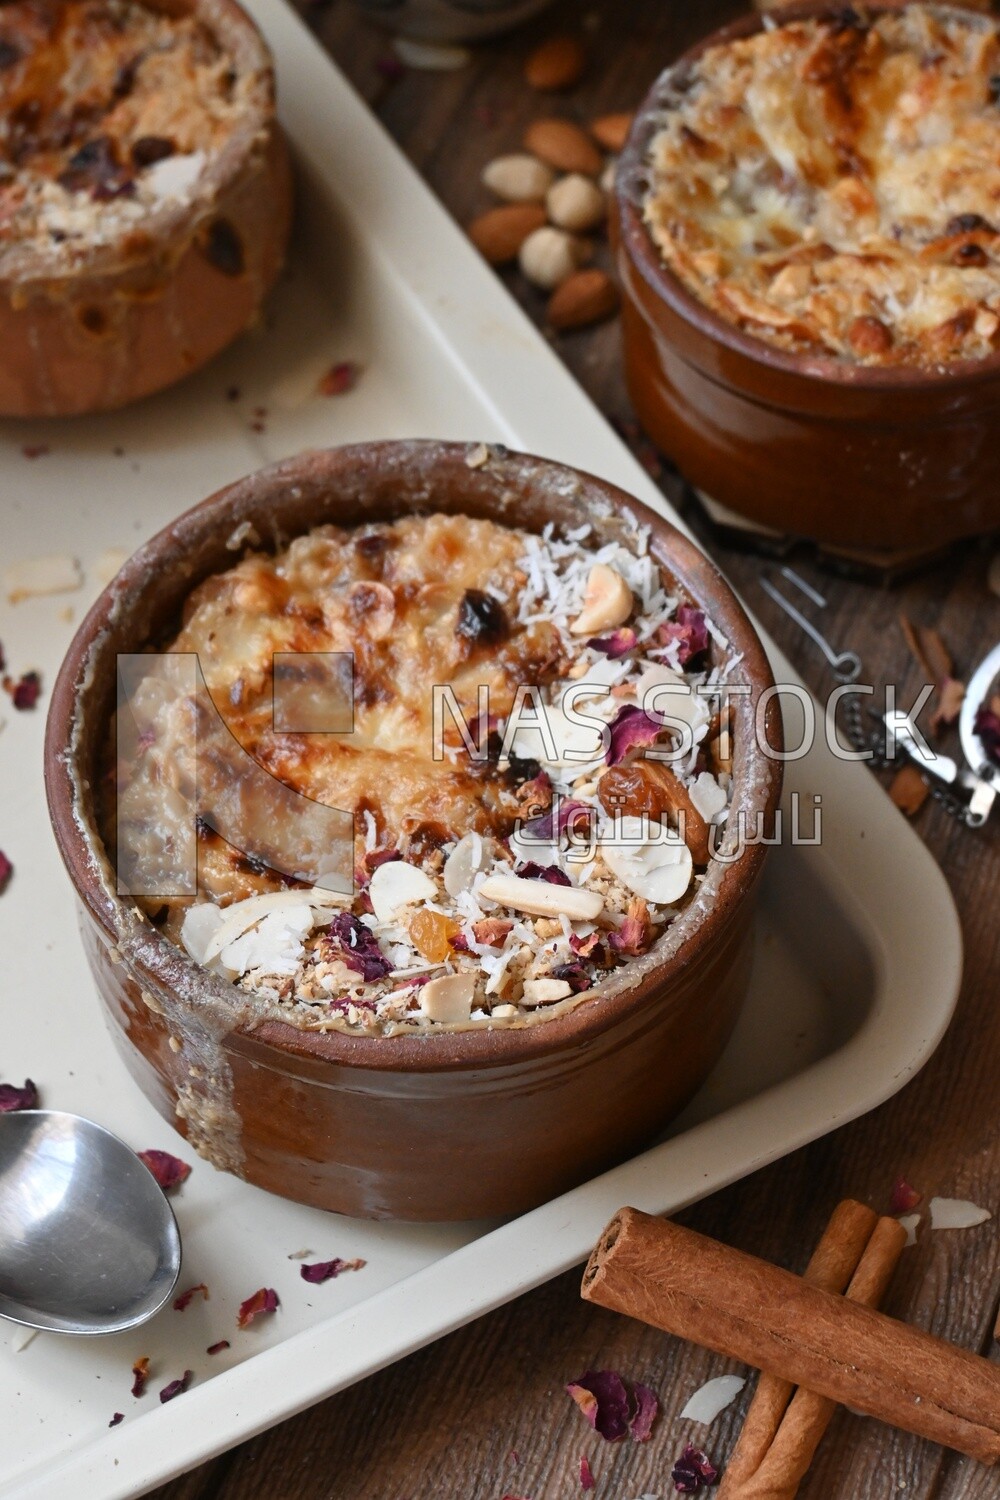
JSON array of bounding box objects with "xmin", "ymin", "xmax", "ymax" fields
[{"xmin": 0, "ymin": 1111, "xmax": 181, "ymax": 1335}]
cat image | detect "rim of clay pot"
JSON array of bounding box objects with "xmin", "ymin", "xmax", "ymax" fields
[
  {"xmin": 616, "ymin": 0, "xmax": 1000, "ymax": 393},
  {"xmin": 2, "ymin": 0, "xmax": 277, "ymax": 287},
  {"xmin": 44, "ymin": 440, "xmax": 782, "ymax": 1073}
]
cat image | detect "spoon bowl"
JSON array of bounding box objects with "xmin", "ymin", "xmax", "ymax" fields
[{"xmin": 0, "ymin": 1111, "xmax": 181, "ymax": 1335}]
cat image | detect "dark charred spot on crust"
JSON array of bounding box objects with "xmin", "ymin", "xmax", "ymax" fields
[
  {"xmin": 131, "ymin": 134, "xmax": 175, "ymax": 169},
  {"xmin": 456, "ymin": 589, "xmax": 508, "ymax": 646},
  {"xmin": 355, "ymin": 530, "xmax": 393, "ymax": 576},
  {"xmin": 348, "ymin": 583, "xmax": 384, "ymax": 622},
  {"xmin": 956, "ymin": 242, "xmax": 989, "ymax": 266},
  {"xmin": 946, "ymin": 213, "xmax": 993, "ymax": 235},
  {"xmin": 0, "ymin": 39, "xmax": 22, "ymax": 70},
  {"xmin": 58, "ymin": 136, "xmax": 134, "ymax": 199},
  {"xmin": 204, "ymin": 218, "xmax": 245, "ymax": 276},
  {"xmin": 505, "ymin": 752, "xmax": 541, "ymax": 786},
  {"xmin": 113, "ymin": 53, "xmax": 141, "ymax": 98}
]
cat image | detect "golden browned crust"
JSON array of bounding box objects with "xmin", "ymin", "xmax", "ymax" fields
[{"xmin": 643, "ymin": 5, "xmax": 1000, "ymax": 366}]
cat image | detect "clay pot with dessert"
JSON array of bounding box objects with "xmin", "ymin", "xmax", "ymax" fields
[
  {"xmin": 0, "ymin": 0, "xmax": 291, "ymax": 418},
  {"xmin": 45, "ymin": 440, "xmax": 782, "ymax": 1221}
]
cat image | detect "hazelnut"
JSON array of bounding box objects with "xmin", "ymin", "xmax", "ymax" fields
[
  {"xmin": 569, "ymin": 563, "xmax": 633, "ymax": 635},
  {"xmin": 546, "ymin": 173, "xmax": 606, "ymax": 233},
  {"xmin": 481, "ymin": 153, "xmax": 555, "ymax": 203},
  {"xmin": 518, "ymin": 225, "xmax": 591, "ymax": 290}
]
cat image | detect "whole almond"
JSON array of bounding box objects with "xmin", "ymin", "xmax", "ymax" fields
[
  {"xmin": 467, "ymin": 203, "xmax": 547, "ymax": 264},
  {"xmin": 546, "ymin": 268, "xmax": 619, "ymax": 331},
  {"xmin": 524, "ymin": 35, "xmax": 586, "ymax": 91},
  {"xmin": 590, "ymin": 112, "xmax": 635, "ymax": 153},
  {"xmin": 523, "ymin": 118, "xmax": 602, "ymax": 176}
]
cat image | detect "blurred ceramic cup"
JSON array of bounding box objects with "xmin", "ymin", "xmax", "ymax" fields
[{"xmin": 347, "ymin": 0, "xmax": 556, "ymax": 44}]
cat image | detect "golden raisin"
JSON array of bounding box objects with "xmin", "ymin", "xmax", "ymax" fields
[{"xmin": 408, "ymin": 908, "xmax": 460, "ymax": 964}]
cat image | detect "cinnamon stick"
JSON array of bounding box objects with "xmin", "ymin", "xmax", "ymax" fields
[
  {"xmin": 581, "ymin": 1207, "xmax": 1000, "ymax": 1465},
  {"xmin": 720, "ymin": 1215, "xmax": 907, "ymax": 1499},
  {"xmin": 717, "ymin": 1199, "xmax": 878, "ymax": 1492}
]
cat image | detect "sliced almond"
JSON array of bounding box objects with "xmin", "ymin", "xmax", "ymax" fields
[
  {"xmin": 521, "ymin": 977, "xmax": 573, "ymax": 1006},
  {"xmin": 478, "ymin": 873, "xmax": 603, "ymax": 922},
  {"xmin": 419, "ymin": 973, "xmax": 476, "ymax": 1024},
  {"xmin": 601, "ymin": 815, "xmax": 693, "ymax": 906},
  {"xmin": 369, "ymin": 860, "xmax": 437, "ymax": 923},
  {"xmin": 524, "ymin": 34, "xmax": 586, "ymax": 91},
  {"xmin": 201, "ymin": 888, "xmax": 346, "ymax": 965},
  {"xmin": 467, "ymin": 203, "xmax": 547, "ymax": 265},
  {"xmin": 589, "ymin": 112, "xmax": 634, "ymax": 153},
  {"xmin": 443, "ymin": 831, "xmax": 496, "ymax": 897},
  {"xmin": 523, "ymin": 119, "xmax": 602, "ymax": 176},
  {"xmin": 570, "ymin": 563, "xmax": 633, "ymax": 635},
  {"xmin": 547, "ymin": 268, "xmax": 618, "ymax": 330}
]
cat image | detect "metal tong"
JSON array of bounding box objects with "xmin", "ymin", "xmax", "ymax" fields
[{"xmin": 760, "ymin": 567, "xmax": 1000, "ymax": 828}]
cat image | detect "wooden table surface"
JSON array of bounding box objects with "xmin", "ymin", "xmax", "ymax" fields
[{"xmin": 153, "ymin": 1, "xmax": 1000, "ymax": 1495}]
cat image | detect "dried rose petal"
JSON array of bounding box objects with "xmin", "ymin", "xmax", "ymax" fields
[
  {"xmin": 0, "ymin": 850, "xmax": 12, "ymax": 892},
  {"xmin": 523, "ymin": 799, "xmax": 593, "ymax": 843},
  {"xmin": 137, "ymin": 1149, "xmax": 192, "ymax": 1192},
  {"xmin": 890, "ymin": 1178, "xmax": 923, "ymax": 1215},
  {"xmin": 375, "ymin": 51, "xmax": 405, "ymax": 81},
  {"xmin": 12, "ymin": 671, "xmax": 41, "ymax": 710},
  {"xmin": 109, "ymin": 1412, "xmax": 124, "ymax": 1428},
  {"xmin": 300, "ymin": 1256, "xmax": 366, "ymax": 1284},
  {"xmin": 21, "ymin": 445, "xmax": 49, "ymax": 460},
  {"xmin": 131, "ymin": 1356, "xmax": 150, "ymax": 1398},
  {"xmin": 658, "ymin": 604, "xmax": 709, "ymax": 667},
  {"xmin": 518, "ymin": 862, "xmax": 572, "ymax": 886},
  {"xmin": 327, "ymin": 911, "xmax": 392, "ymax": 982},
  {"xmin": 552, "ymin": 962, "xmax": 592, "ymax": 994},
  {"xmin": 566, "ymin": 1370, "xmax": 632, "ymax": 1442},
  {"xmin": 579, "ymin": 1455, "xmax": 595, "ymax": 1490},
  {"xmin": 630, "ymin": 1382, "xmax": 659, "ymax": 1441},
  {"xmin": 570, "ymin": 931, "xmax": 602, "ymax": 958},
  {"xmin": 608, "ymin": 900, "xmax": 653, "ymax": 957},
  {"xmin": 588, "ymin": 627, "xmax": 638, "ymax": 659},
  {"xmin": 159, "ymin": 1371, "xmax": 193, "ymax": 1403},
  {"xmin": 318, "ymin": 360, "xmax": 361, "ymax": 397},
  {"xmin": 0, "ymin": 1078, "xmax": 37, "ymax": 1112},
  {"xmin": 671, "ymin": 1445, "xmax": 718, "ymax": 1493},
  {"xmin": 237, "ymin": 1287, "xmax": 279, "ymax": 1329},
  {"xmin": 605, "ymin": 705, "xmax": 663, "ymax": 766},
  {"xmin": 975, "ymin": 704, "xmax": 1000, "ymax": 765},
  {"xmin": 173, "ymin": 1282, "xmax": 209, "ymax": 1311},
  {"xmin": 206, "ymin": 1339, "xmax": 231, "ymax": 1355}
]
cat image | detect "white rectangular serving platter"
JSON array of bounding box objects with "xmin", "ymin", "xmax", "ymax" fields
[{"xmin": 0, "ymin": 2, "xmax": 962, "ymax": 1495}]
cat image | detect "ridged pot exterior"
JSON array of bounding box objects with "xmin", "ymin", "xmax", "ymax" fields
[
  {"xmin": 78, "ymin": 882, "xmax": 757, "ymax": 1220},
  {"xmin": 614, "ymin": 2, "xmax": 1000, "ymax": 554},
  {"xmin": 45, "ymin": 440, "xmax": 782, "ymax": 1222}
]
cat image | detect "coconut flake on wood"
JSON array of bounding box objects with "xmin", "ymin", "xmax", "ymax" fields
[
  {"xmin": 928, "ymin": 1197, "xmax": 992, "ymax": 1230},
  {"xmin": 897, "ymin": 1213, "xmax": 921, "ymax": 1247},
  {"xmin": 679, "ymin": 1374, "xmax": 746, "ymax": 1424}
]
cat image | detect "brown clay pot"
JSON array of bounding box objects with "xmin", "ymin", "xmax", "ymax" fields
[
  {"xmin": 0, "ymin": 0, "xmax": 292, "ymax": 419},
  {"xmin": 614, "ymin": 2, "xmax": 1000, "ymax": 553},
  {"xmin": 44, "ymin": 441, "xmax": 782, "ymax": 1221}
]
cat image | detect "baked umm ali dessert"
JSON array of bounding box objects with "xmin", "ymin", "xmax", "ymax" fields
[
  {"xmin": 106, "ymin": 499, "xmax": 740, "ymax": 1034},
  {"xmin": 48, "ymin": 443, "xmax": 781, "ymax": 1218},
  {"xmin": 641, "ymin": 3, "xmax": 1000, "ymax": 367},
  {"xmin": 0, "ymin": 0, "xmax": 291, "ymax": 417}
]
